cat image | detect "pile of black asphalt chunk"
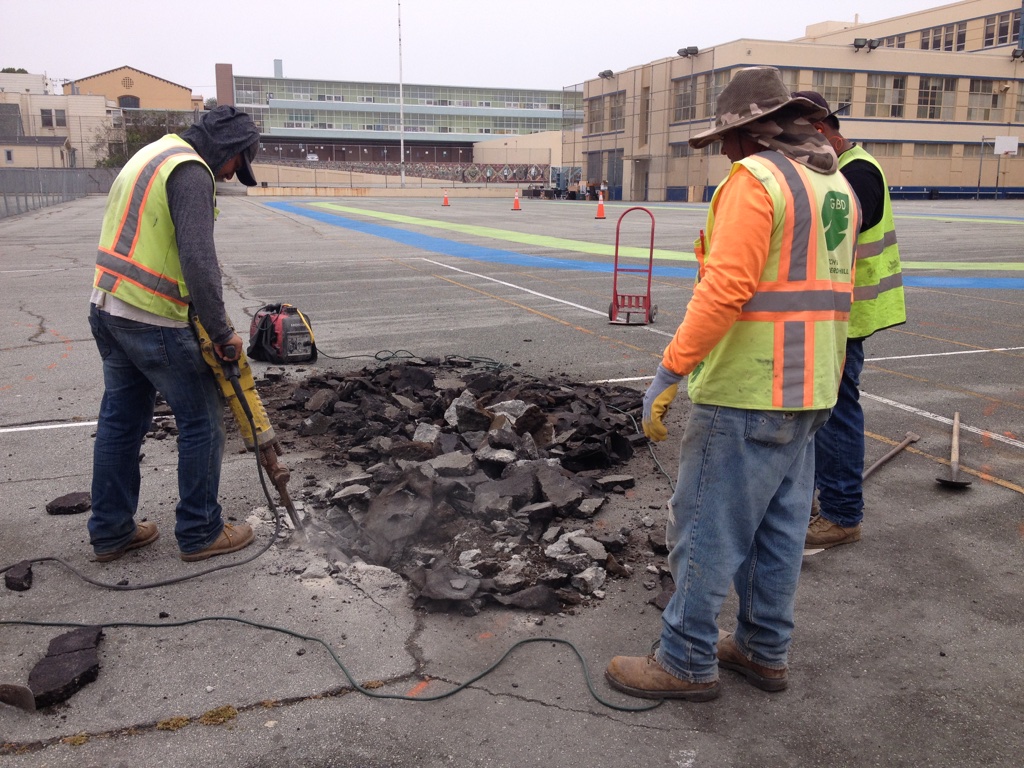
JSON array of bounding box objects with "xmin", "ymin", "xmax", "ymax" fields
[{"xmin": 255, "ymin": 357, "xmax": 652, "ymax": 615}]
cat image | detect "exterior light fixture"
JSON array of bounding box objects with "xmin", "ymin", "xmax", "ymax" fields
[
  {"xmin": 677, "ymin": 46, "xmax": 699, "ymax": 57},
  {"xmin": 1011, "ymin": 48, "xmax": 1024, "ymax": 61},
  {"xmin": 598, "ymin": 70, "xmax": 614, "ymax": 79},
  {"xmin": 852, "ymin": 38, "xmax": 867, "ymax": 51},
  {"xmin": 867, "ymin": 38, "xmax": 881, "ymax": 50}
]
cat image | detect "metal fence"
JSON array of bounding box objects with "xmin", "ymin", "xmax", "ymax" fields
[{"xmin": 0, "ymin": 168, "xmax": 117, "ymax": 220}]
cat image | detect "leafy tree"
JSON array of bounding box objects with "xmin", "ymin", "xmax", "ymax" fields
[
  {"xmin": 204, "ymin": 97, "xmax": 217, "ymax": 109},
  {"xmin": 91, "ymin": 109, "xmax": 199, "ymax": 168},
  {"xmin": 1, "ymin": 67, "xmax": 29, "ymax": 74}
]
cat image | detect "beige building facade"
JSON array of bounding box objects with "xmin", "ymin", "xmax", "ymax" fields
[
  {"xmin": 1, "ymin": 72, "xmax": 113, "ymax": 168},
  {"xmin": 63, "ymin": 66, "xmax": 195, "ymax": 110},
  {"xmin": 575, "ymin": 0, "xmax": 1023, "ymax": 201}
]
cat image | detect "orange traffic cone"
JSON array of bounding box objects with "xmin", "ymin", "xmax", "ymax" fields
[
  {"xmin": 442, "ymin": 190, "xmax": 450, "ymax": 207},
  {"xmin": 595, "ymin": 191, "xmax": 606, "ymax": 220},
  {"xmin": 512, "ymin": 190, "xmax": 521, "ymax": 211}
]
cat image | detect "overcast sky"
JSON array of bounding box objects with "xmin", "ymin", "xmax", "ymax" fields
[{"xmin": 7, "ymin": 0, "xmax": 941, "ymax": 97}]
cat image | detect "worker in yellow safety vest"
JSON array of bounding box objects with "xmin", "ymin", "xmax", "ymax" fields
[
  {"xmin": 88, "ymin": 106, "xmax": 261, "ymax": 564},
  {"xmin": 606, "ymin": 67, "xmax": 860, "ymax": 701},
  {"xmin": 792, "ymin": 91, "xmax": 907, "ymax": 550}
]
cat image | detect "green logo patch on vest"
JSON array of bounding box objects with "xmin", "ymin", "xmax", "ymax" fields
[{"xmin": 821, "ymin": 191, "xmax": 851, "ymax": 251}]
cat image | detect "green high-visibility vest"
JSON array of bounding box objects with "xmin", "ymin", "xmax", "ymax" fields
[
  {"xmin": 839, "ymin": 145, "xmax": 907, "ymax": 339},
  {"xmin": 94, "ymin": 135, "xmax": 215, "ymax": 322},
  {"xmin": 687, "ymin": 151, "xmax": 859, "ymax": 411}
]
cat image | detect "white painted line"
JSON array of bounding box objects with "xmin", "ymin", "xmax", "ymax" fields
[
  {"xmin": 421, "ymin": 258, "xmax": 675, "ymax": 338},
  {"xmin": 594, "ymin": 376, "xmax": 654, "ymax": 384},
  {"xmin": 0, "ymin": 421, "xmax": 97, "ymax": 435},
  {"xmin": 861, "ymin": 393, "xmax": 1024, "ymax": 449},
  {"xmin": 0, "ymin": 268, "xmax": 68, "ymax": 274},
  {"xmin": 585, "ymin": 383, "xmax": 1024, "ymax": 452},
  {"xmin": 869, "ymin": 346, "xmax": 1024, "ymax": 362}
]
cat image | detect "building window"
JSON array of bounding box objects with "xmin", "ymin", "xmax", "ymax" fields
[
  {"xmin": 984, "ymin": 11, "xmax": 1021, "ymax": 47},
  {"xmin": 913, "ymin": 143, "xmax": 951, "ymax": 158},
  {"xmin": 39, "ymin": 109, "xmax": 67, "ymax": 128},
  {"xmin": 861, "ymin": 142, "xmax": 901, "ymax": 157},
  {"xmin": 673, "ymin": 78, "xmax": 697, "ymax": 122},
  {"xmin": 4, "ymin": 149, "xmax": 12, "ymax": 163},
  {"xmin": 670, "ymin": 143, "xmax": 692, "ymax": 158},
  {"xmin": 609, "ymin": 92, "xmax": 625, "ymax": 131},
  {"xmin": 704, "ymin": 71, "xmax": 730, "ymax": 121},
  {"xmin": 916, "ymin": 77, "xmax": 956, "ymax": 120},
  {"xmin": 812, "ymin": 71, "xmax": 853, "ymax": 110},
  {"xmin": 865, "ymin": 74, "xmax": 906, "ymax": 118},
  {"xmin": 587, "ymin": 97, "xmax": 604, "ymax": 134},
  {"xmin": 967, "ymin": 79, "xmax": 1004, "ymax": 122},
  {"xmin": 882, "ymin": 34, "xmax": 906, "ymax": 48},
  {"xmin": 921, "ymin": 23, "xmax": 966, "ymax": 51}
]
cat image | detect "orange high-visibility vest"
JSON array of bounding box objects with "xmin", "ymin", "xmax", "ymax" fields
[
  {"xmin": 687, "ymin": 151, "xmax": 860, "ymax": 410},
  {"xmin": 94, "ymin": 134, "xmax": 215, "ymax": 322}
]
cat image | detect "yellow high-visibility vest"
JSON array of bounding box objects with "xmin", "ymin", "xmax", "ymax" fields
[
  {"xmin": 687, "ymin": 151, "xmax": 860, "ymax": 410},
  {"xmin": 839, "ymin": 145, "xmax": 907, "ymax": 339},
  {"xmin": 94, "ymin": 134, "xmax": 215, "ymax": 322}
]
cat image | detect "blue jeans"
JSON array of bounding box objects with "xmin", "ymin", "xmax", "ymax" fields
[
  {"xmin": 657, "ymin": 404, "xmax": 829, "ymax": 683},
  {"xmin": 814, "ymin": 339, "xmax": 865, "ymax": 528},
  {"xmin": 88, "ymin": 305, "xmax": 226, "ymax": 556}
]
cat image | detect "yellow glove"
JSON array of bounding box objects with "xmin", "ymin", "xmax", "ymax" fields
[{"xmin": 642, "ymin": 365, "xmax": 684, "ymax": 442}]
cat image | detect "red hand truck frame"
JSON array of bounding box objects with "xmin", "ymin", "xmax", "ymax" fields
[{"xmin": 608, "ymin": 206, "xmax": 658, "ymax": 325}]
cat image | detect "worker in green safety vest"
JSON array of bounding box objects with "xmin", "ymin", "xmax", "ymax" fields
[
  {"xmin": 88, "ymin": 106, "xmax": 261, "ymax": 564},
  {"xmin": 794, "ymin": 91, "xmax": 908, "ymax": 550}
]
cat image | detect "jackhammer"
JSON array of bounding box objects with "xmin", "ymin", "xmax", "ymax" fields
[{"xmin": 192, "ymin": 316, "xmax": 305, "ymax": 536}]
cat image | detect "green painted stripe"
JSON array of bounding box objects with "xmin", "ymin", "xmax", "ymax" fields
[
  {"xmin": 304, "ymin": 202, "xmax": 1024, "ymax": 272},
  {"xmin": 312, "ymin": 202, "xmax": 697, "ymax": 263}
]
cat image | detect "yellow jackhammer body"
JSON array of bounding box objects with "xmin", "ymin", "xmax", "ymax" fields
[{"xmin": 192, "ymin": 317, "xmax": 305, "ymax": 535}]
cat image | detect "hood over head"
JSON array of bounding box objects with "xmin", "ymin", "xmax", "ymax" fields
[{"xmin": 181, "ymin": 106, "xmax": 260, "ymax": 186}]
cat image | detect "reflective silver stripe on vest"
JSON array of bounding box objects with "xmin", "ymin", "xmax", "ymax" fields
[
  {"xmin": 760, "ymin": 151, "xmax": 812, "ymax": 282},
  {"xmin": 742, "ymin": 288, "xmax": 852, "ymax": 314},
  {"xmin": 853, "ymin": 271, "xmax": 904, "ymax": 302},
  {"xmin": 96, "ymin": 271, "xmax": 118, "ymax": 292},
  {"xmin": 855, "ymin": 228, "xmax": 898, "ymax": 260},
  {"xmin": 95, "ymin": 250, "xmax": 186, "ymax": 302},
  {"xmin": 113, "ymin": 146, "xmax": 198, "ymax": 257},
  {"xmin": 781, "ymin": 321, "xmax": 806, "ymax": 408}
]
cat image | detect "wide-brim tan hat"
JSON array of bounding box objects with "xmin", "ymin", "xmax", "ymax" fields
[{"xmin": 689, "ymin": 66, "xmax": 828, "ymax": 149}]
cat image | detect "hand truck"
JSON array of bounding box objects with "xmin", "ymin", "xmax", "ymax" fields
[{"xmin": 608, "ymin": 206, "xmax": 657, "ymax": 325}]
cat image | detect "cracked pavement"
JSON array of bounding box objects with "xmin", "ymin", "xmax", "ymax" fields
[{"xmin": 2, "ymin": 193, "xmax": 1022, "ymax": 767}]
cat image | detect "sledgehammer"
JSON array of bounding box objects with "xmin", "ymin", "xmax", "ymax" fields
[{"xmin": 862, "ymin": 431, "xmax": 920, "ymax": 481}]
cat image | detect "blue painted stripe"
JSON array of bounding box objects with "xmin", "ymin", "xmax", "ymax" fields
[
  {"xmin": 268, "ymin": 202, "xmax": 698, "ymax": 279},
  {"xmin": 903, "ymin": 276, "xmax": 1024, "ymax": 289},
  {"xmin": 267, "ymin": 202, "xmax": 1024, "ymax": 290}
]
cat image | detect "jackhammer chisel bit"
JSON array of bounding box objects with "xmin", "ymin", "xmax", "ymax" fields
[{"xmin": 192, "ymin": 317, "xmax": 306, "ymax": 537}]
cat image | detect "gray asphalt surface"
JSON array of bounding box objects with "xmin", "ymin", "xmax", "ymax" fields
[{"xmin": 1, "ymin": 191, "xmax": 1022, "ymax": 767}]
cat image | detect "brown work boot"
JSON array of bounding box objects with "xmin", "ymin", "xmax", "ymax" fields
[
  {"xmin": 805, "ymin": 514, "xmax": 861, "ymax": 549},
  {"xmin": 605, "ymin": 654, "xmax": 720, "ymax": 701},
  {"xmin": 95, "ymin": 521, "xmax": 159, "ymax": 562},
  {"xmin": 180, "ymin": 523, "xmax": 255, "ymax": 562},
  {"xmin": 718, "ymin": 634, "xmax": 788, "ymax": 692}
]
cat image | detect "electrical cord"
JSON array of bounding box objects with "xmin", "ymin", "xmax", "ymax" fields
[
  {"xmin": 1, "ymin": 351, "xmax": 663, "ymax": 713},
  {"xmin": 0, "ymin": 365, "xmax": 289, "ymax": 590},
  {"xmin": 0, "ymin": 616, "xmax": 661, "ymax": 713}
]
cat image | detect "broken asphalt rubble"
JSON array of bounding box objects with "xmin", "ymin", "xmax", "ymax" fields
[{"xmin": 255, "ymin": 358, "xmax": 655, "ymax": 615}]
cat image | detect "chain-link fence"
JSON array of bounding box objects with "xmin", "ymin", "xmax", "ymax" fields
[{"xmin": 0, "ymin": 168, "xmax": 116, "ymax": 220}]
